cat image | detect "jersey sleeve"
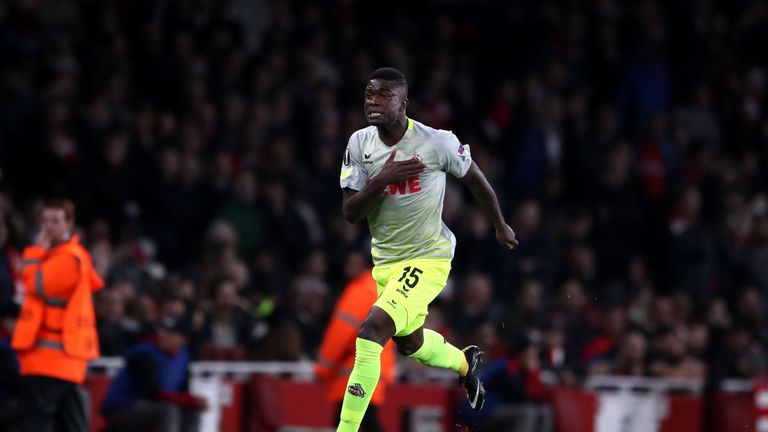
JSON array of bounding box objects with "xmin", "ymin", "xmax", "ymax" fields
[
  {"xmin": 436, "ymin": 131, "xmax": 472, "ymax": 178},
  {"xmin": 339, "ymin": 133, "xmax": 368, "ymax": 191}
]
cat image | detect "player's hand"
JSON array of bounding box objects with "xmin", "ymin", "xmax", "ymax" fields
[
  {"xmin": 377, "ymin": 148, "xmax": 426, "ymax": 184},
  {"xmin": 496, "ymin": 224, "xmax": 519, "ymax": 250}
]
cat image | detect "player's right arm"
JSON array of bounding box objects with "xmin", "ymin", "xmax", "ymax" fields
[{"xmin": 341, "ymin": 147, "xmax": 425, "ymax": 223}]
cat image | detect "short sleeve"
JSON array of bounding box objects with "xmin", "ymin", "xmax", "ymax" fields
[
  {"xmin": 340, "ymin": 133, "xmax": 369, "ymax": 191},
  {"xmin": 437, "ymin": 132, "xmax": 472, "ymax": 178}
]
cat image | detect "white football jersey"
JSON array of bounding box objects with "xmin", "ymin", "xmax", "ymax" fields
[{"xmin": 340, "ymin": 118, "xmax": 472, "ymax": 266}]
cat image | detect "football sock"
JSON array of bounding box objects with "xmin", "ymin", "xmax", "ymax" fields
[
  {"xmin": 337, "ymin": 338, "xmax": 383, "ymax": 432},
  {"xmin": 408, "ymin": 329, "xmax": 469, "ymax": 376}
]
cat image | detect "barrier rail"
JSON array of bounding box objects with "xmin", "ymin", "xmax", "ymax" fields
[
  {"xmin": 89, "ymin": 357, "xmax": 756, "ymax": 392},
  {"xmin": 584, "ymin": 375, "xmax": 704, "ymax": 394},
  {"xmin": 89, "ymin": 357, "xmax": 459, "ymax": 383},
  {"xmin": 720, "ymin": 378, "xmax": 754, "ymax": 393},
  {"xmin": 88, "ymin": 357, "xmax": 124, "ymax": 376},
  {"xmin": 84, "ymin": 360, "xmax": 766, "ymax": 432}
]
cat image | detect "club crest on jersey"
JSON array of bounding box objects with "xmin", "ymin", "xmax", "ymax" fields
[
  {"xmin": 348, "ymin": 383, "xmax": 366, "ymax": 398},
  {"xmin": 411, "ymin": 151, "xmax": 423, "ymax": 162},
  {"xmin": 458, "ymin": 144, "xmax": 465, "ymax": 155}
]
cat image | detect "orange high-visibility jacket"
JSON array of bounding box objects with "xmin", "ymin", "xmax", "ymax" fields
[
  {"xmin": 314, "ymin": 270, "xmax": 396, "ymax": 405},
  {"xmin": 12, "ymin": 235, "xmax": 104, "ymax": 384}
]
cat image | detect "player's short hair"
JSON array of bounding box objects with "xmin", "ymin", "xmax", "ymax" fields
[
  {"xmin": 369, "ymin": 67, "xmax": 406, "ymax": 82},
  {"xmin": 369, "ymin": 67, "xmax": 408, "ymax": 95},
  {"xmin": 42, "ymin": 198, "xmax": 76, "ymax": 222}
]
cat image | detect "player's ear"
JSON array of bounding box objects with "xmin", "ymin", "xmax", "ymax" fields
[{"xmin": 401, "ymin": 97, "xmax": 408, "ymax": 112}]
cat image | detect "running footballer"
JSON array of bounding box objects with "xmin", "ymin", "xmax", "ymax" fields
[{"xmin": 337, "ymin": 67, "xmax": 518, "ymax": 432}]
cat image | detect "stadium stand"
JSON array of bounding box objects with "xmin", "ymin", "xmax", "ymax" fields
[{"xmin": 1, "ymin": 0, "xmax": 768, "ymax": 430}]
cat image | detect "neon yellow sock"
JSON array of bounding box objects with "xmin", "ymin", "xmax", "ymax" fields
[
  {"xmin": 409, "ymin": 329, "xmax": 468, "ymax": 376},
  {"xmin": 337, "ymin": 338, "xmax": 383, "ymax": 432}
]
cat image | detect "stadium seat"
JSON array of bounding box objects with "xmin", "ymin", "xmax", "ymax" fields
[{"xmin": 248, "ymin": 374, "xmax": 335, "ymax": 431}]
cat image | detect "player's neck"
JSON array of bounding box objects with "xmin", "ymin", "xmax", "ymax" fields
[{"xmin": 377, "ymin": 116, "xmax": 408, "ymax": 146}]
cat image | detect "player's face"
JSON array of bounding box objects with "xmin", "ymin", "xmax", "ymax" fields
[{"xmin": 364, "ymin": 79, "xmax": 406, "ymax": 126}]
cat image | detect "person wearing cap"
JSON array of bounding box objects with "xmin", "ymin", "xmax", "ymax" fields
[
  {"xmin": 101, "ymin": 315, "xmax": 208, "ymax": 432},
  {"xmin": 11, "ymin": 198, "xmax": 104, "ymax": 432}
]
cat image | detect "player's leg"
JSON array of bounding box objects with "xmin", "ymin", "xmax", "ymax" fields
[
  {"xmin": 390, "ymin": 260, "xmax": 467, "ymax": 375},
  {"xmin": 338, "ymin": 261, "xmax": 422, "ymax": 431},
  {"xmin": 337, "ymin": 306, "xmax": 395, "ymax": 432},
  {"xmin": 393, "ymin": 326, "xmax": 467, "ymax": 374},
  {"xmin": 396, "ymin": 326, "xmax": 486, "ymax": 411},
  {"xmin": 390, "ymin": 259, "xmax": 486, "ymax": 411}
]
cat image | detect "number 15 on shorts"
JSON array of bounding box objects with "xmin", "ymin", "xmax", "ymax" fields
[{"xmin": 398, "ymin": 266, "xmax": 423, "ymax": 289}]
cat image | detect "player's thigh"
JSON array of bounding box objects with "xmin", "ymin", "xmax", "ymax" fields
[
  {"xmin": 371, "ymin": 264, "xmax": 397, "ymax": 298},
  {"xmin": 373, "ymin": 260, "xmax": 450, "ymax": 337}
]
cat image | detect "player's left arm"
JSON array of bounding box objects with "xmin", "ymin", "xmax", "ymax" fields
[{"xmin": 460, "ymin": 162, "xmax": 519, "ymax": 250}]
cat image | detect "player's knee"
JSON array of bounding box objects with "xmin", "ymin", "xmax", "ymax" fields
[
  {"xmin": 396, "ymin": 342, "xmax": 420, "ymax": 357},
  {"xmin": 358, "ymin": 315, "xmax": 394, "ymax": 345}
]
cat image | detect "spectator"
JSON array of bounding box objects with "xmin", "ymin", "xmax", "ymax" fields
[
  {"xmin": 580, "ymin": 306, "xmax": 627, "ymax": 369},
  {"xmin": 0, "ymin": 310, "xmax": 20, "ymax": 430},
  {"xmin": 101, "ymin": 316, "xmax": 208, "ymax": 432},
  {"xmin": 499, "ymin": 200, "xmax": 556, "ymax": 293},
  {"xmin": 551, "ymin": 279, "xmax": 595, "ymax": 362},
  {"xmin": 95, "ymin": 288, "xmax": 136, "ymax": 357},
  {"xmin": 667, "ymin": 185, "xmax": 717, "ymax": 296},
  {"xmin": 504, "ymin": 279, "xmax": 548, "ymax": 334},
  {"xmin": 218, "ymin": 171, "xmax": 266, "ymax": 261},
  {"xmin": 589, "ymin": 329, "xmax": 649, "ymax": 377},
  {"xmin": 286, "ymin": 275, "xmax": 330, "ymax": 356},
  {"xmin": 200, "ymin": 278, "xmax": 253, "ymax": 359},
  {"xmin": 472, "ymin": 335, "xmax": 553, "ymax": 432},
  {"xmin": 0, "ymin": 209, "xmax": 19, "ymax": 312},
  {"xmin": 540, "ymin": 323, "xmax": 572, "ymax": 381},
  {"xmin": 647, "ymin": 326, "xmax": 706, "ymax": 379},
  {"xmin": 709, "ymin": 324, "xmax": 766, "ymax": 384},
  {"xmin": 451, "ymin": 272, "xmax": 503, "ymax": 342}
]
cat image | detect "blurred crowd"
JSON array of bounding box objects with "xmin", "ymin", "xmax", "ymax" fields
[{"xmin": 1, "ymin": 0, "xmax": 768, "ymax": 415}]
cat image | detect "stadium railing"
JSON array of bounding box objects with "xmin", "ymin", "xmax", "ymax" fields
[{"xmin": 86, "ymin": 358, "xmax": 761, "ymax": 432}]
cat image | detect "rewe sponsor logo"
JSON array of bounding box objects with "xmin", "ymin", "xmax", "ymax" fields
[{"xmin": 382, "ymin": 175, "xmax": 422, "ymax": 196}]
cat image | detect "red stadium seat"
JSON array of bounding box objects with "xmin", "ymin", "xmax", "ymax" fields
[
  {"xmin": 707, "ymin": 392, "xmax": 756, "ymax": 432},
  {"xmin": 551, "ymin": 387, "xmax": 597, "ymax": 432},
  {"xmin": 247, "ymin": 374, "xmax": 457, "ymax": 431},
  {"xmin": 248, "ymin": 374, "xmax": 336, "ymax": 431}
]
